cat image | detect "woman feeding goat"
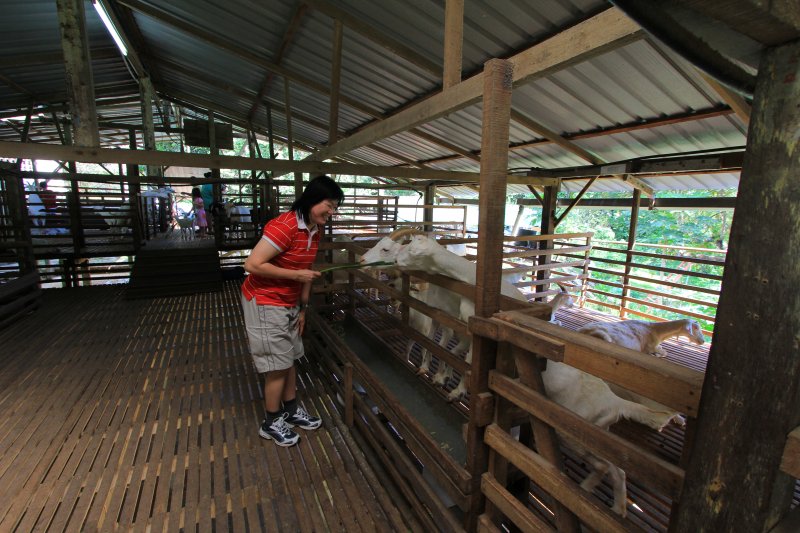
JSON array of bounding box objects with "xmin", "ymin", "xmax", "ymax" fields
[{"xmin": 240, "ymin": 175, "xmax": 344, "ymax": 447}]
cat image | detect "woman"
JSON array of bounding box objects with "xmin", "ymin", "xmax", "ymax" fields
[
  {"xmin": 241, "ymin": 175, "xmax": 344, "ymax": 447},
  {"xmin": 191, "ymin": 187, "xmax": 208, "ymax": 238}
]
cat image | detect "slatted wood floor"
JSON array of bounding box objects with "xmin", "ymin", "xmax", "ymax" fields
[{"xmin": 0, "ymin": 282, "xmax": 415, "ymax": 532}]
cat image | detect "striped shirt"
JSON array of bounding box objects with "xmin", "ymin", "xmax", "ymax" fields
[{"xmin": 241, "ymin": 210, "xmax": 319, "ymax": 306}]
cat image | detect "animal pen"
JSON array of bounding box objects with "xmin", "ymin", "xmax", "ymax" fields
[{"xmin": 0, "ymin": 2, "xmax": 799, "ymax": 533}]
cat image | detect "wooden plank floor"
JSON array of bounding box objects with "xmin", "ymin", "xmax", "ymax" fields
[{"xmin": 0, "ymin": 282, "xmax": 414, "ymax": 532}]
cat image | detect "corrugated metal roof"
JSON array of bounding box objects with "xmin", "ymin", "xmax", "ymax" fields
[{"xmin": 0, "ymin": 0, "xmax": 765, "ymax": 196}]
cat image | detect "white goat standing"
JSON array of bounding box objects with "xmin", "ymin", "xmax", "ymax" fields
[
  {"xmin": 361, "ymin": 229, "xmax": 461, "ymax": 375},
  {"xmin": 176, "ymin": 216, "xmax": 194, "ymax": 240},
  {"xmin": 379, "ymin": 234, "xmax": 685, "ymax": 515},
  {"xmin": 224, "ymin": 203, "xmax": 252, "ymax": 239},
  {"xmin": 393, "ymin": 234, "xmax": 529, "ymax": 401},
  {"xmin": 541, "ymin": 359, "xmax": 684, "ymax": 516},
  {"xmin": 546, "ymin": 285, "xmax": 575, "ymax": 326}
]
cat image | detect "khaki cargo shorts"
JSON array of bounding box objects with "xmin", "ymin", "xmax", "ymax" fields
[{"xmin": 241, "ymin": 294, "xmax": 304, "ymax": 373}]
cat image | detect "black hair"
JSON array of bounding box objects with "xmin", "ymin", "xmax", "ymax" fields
[
  {"xmin": 291, "ymin": 175, "xmax": 344, "ymax": 224},
  {"xmin": 191, "ymin": 187, "xmax": 201, "ymax": 198}
]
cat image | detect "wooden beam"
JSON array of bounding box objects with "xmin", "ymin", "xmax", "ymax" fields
[
  {"xmin": 0, "ymin": 140, "xmax": 481, "ymax": 181},
  {"xmin": 247, "ymin": 3, "xmax": 308, "ymax": 122},
  {"xmin": 302, "ymin": 0, "xmax": 442, "ymax": 77},
  {"xmin": 676, "ymin": 0, "xmax": 799, "ymax": 46},
  {"xmin": 698, "ymin": 70, "xmax": 751, "ymax": 125},
  {"xmin": 466, "ymin": 58, "xmax": 514, "ymax": 532},
  {"xmin": 621, "ymin": 173, "xmax": 654, "ymax": 197},
  {"xmin": 329, "ymin": 19, "xmax": 343, "ymax": 144},
  {"xmin": 301, "ymin": 7, "xmax": 642, "ymax": 165},
  {"xmin": 510, "ymin": 109, "xmax": 602, "ymax": 165},
  {"xmin": 671, "ymin": 39, "xmax": 800, "ymax": 533},
  {"xmin": 56, "ymin": 0, "xmax": 99, "ymax": 147},
  {"xmin": 443, "ymin": 0, "xmax": 464, "ymax": 89}
]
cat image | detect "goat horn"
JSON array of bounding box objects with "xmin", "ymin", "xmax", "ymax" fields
[
  {"xmin": 556, "ymin": 283, "xmax": 568, "ymax": 293},
  {"xmin": 389, "ymin": 227, "xmax": 427, "ymax": 241}
]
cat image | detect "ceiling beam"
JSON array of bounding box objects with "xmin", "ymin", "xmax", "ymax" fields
[
  {"xmin": 247, "ymin": 3, "xmax": 308, "ymax": 122},
  {"xmin": 675, "ymin": 0, "xmax": 799, "ymax": 46},
  {"xmin": 622, "ymin": 173, "xmax": 655, "ymax": 197},
  {"xmin": 442, "ymin": 0, "xmax": 464, "ymax": 88},
  {"xmin": 298, "ymin": 7, "xmax": 643, "ymax": 166},
  {"xmin": 302, "ymin": 0, "xmax": 442, "ymax": 77},
  {"xmin": 116, "ymin": 0, "xmax": 476, "ymax": 167},
  {"xmin": 0, "ymin": 140, "xmax": 485, "ymax": 182},
  {"xmin": 510, "ymin": 109, "xmax": 603, "ymax": 165},
  {"xmin": 0, "ymin": 140, "xmax": 549, "ymax": 186}
]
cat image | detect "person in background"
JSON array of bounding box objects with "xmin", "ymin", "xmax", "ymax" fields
[
  {"xmin": 38, "ymin": 181, "xmax": 57, "ymax": 212},
  {"xmin": 240, "ymin": 175, "xmax": 344, "ymax": 447},
  {"xmin": 200, "ymin": 173, "xmax": 215, "ymax": 232},
  {"xmin": 191, "ymin": 186, "xmax": 208, "ymax": 238}
]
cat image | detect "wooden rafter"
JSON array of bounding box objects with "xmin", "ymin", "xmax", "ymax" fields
[
  {"xmin": 329, "ymin": 19, "xmax": 343, "ymax": 144},
  {"xmin": 117, "ymin": 0, "xmax": 473, "ymax": 171},
  {"xmin": 246, "ymin": 3, "xmax": 308, "ymax": 122},
  {"xmin": 297, "ymin": 7, "xmax": 642, "ymax": 167},
  {"xmin": 443, "ymin": 0, "xmax": 464, "ymax": 89},
  {"xmin": 302, "ymin": 0, "xmax": 442, "ymax": 78}
]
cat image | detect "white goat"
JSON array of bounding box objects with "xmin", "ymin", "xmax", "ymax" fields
[
  {"xmin": 549, "ymin": 318, "xmax": 703, "ymax": 514},
  {"xmin": 27, "ymin": 193, "xmax": 46, "ymax": 228},
  {"xmin": 577, "ymin": 318, "xmax": 705, "ymax": 358},
  {"xmin": 577, "ymin": 318, "xmax": 705, "ymax": 427},
  {"xmin": 382, "ymin": 234, "xmax": 684, "ymax": 515},
  {"xmin": 546, "ymin": 285, "xmax": 575, "ymax": 326},
  {"xmin": 361, "ymin": 229, "xmax": 461, "ymax": 375},
  {"xmin": 541, "ymin": 360, "xmax": 683, "ymax": 516},
  {"xmin": 224, "ymin": 203, "xmax": 252, "ymax": 239},
  {"xmin": 176, "ymin": 216, "xmax": 194, "ymax": 240},
  {"xmin": 393, "ymin": 234, "xmax": 529, "ymax": 402}
]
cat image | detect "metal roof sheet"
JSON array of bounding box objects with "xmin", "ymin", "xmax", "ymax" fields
[{"xmin": 0, "ymin": 0, "xmax": 765, "ymax": 196}]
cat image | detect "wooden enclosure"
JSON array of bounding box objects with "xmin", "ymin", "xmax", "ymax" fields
[{"xmin": 1, "ymin": 2, "xmax": 798, "ymax": 532}]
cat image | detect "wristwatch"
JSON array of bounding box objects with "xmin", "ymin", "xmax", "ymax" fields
[{"xmin": 299, "ymin": 303, "xmax": 310, "ymax": 311}]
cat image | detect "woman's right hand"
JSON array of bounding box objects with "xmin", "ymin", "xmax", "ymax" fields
[{"xmin": 294, "ymin": 269, "xmax": 321, "ymax": 283}]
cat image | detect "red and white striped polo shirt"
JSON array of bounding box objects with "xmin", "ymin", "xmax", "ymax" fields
[{"xmin": 241, "ymin": 210, "xmax": 319, "ymax": 306}]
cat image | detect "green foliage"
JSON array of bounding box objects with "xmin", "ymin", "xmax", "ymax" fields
[{"xmin": 517, "ymin": 189, "xmax": 735, "ymax": 334}]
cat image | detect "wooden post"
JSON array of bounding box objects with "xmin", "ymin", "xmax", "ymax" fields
[
  {"xmin": 285, "ymin": 78, "xmax": 304, "ymax": 200},
  {"xmin": 329, "ymin": 19, "xmax": 343, "ymax": 145},
  {"xmin": 208, "ymin": 110, "xmax": 222, "ymax": 247},
  {"xmin": 140, "ymin": 78, "xmax": 159, "ymax": 179},
  {"xmin": 536, "ymin": 183, "xmax": 559, "ymax": 298},
  {"xmin": 443, "ymin": 0, "xmax": 464, "ymax": 89},
  {"xmin": 128, "ymin": 129, "xmax": 142, "ymax": 251},
  {"xmin": 670, "ymin": 39, "xmax": 800, "ymax": 533},
  {"xmin": 56, "ymin": 0, "xmax": 99, "ymax": 147},
  {"xmin": 619, "ymin": 188, "xmax": 641, "ymax": 318},
  {"xmin": 423, "ymin": 185, "xmax": 435, "ymax": 234},
  {"xmin": 465, "ymin": 58, "xmax": 513, "ymax": 533},
  {"xmin": 266, "ymin": 103, "xmax": 275, "ymax": 219}
]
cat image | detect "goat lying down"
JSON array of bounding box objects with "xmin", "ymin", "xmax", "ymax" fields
[
  {"xmin": 577, "ymin": 318, "xmax": 705, "ymax": 357},
  {"xmin": 577, "ymin": 318, "xmax": 705, "ymax": 427}
]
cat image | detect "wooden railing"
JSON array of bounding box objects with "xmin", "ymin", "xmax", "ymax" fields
[
  {"xmin": 470, "ymin": 310, "xmax": 705, "ymax": 532},
  {"xmin": 567, "ymin": 239, "xmax": 725, "ymax": 335}
]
